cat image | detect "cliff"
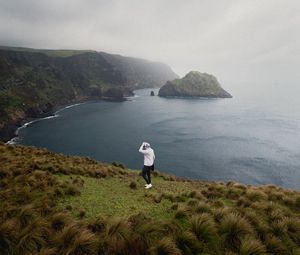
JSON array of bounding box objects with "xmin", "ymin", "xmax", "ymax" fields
[
  {"xmin": 0, "ymin": 142, "xmax": 300, "ymax": 254},
  {"xmin": 158, "ymin": 71, "xmax": 232, "ymax": 98},
  {"xmin": 0, "ymin": 47, "xmax": 178, "ymax": 141}
]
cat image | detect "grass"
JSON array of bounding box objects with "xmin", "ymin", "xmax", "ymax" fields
[
  {"xmin": 59, "ymin": 175, "xmax": 187, "ymax": 221},
  {"xmin": 1, "ymin": 143, "xmax": 300, "ymax": 254}
]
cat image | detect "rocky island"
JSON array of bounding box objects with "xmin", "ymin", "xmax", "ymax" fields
[{"xmin": 158, "ymin": 71, "xmax": 232, "ymax": 98}]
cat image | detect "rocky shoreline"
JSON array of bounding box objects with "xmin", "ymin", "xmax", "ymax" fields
[
  {"xmin": 1, "ymin": 95, "xmax": 132, "ymax": 143},
  {"xmin": 0, "ymin": 47, "xmax": 178, "ymax": 142}
]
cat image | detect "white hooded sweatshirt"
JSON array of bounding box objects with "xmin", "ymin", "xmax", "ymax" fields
[{"xmin": 139, "ymin": 142, "xmax": 155, "ymax": 166}]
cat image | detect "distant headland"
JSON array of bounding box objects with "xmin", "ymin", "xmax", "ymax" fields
[{"xmin": 0, "ymin": 46, "xmax": 178, "ymax": 142}]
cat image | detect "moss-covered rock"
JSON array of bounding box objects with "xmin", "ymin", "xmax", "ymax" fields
[{"xmin": 158, "ymin": 71, "xmax": 232, "ymax": 98}]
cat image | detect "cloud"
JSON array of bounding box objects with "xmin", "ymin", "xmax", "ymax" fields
[{"xmin": 0, "ymin": 0, "xmax": 299, "ymax": 85}]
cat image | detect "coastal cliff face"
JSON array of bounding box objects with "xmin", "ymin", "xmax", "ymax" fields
[
  {"xmin": 0, "ymin": 47, "xmax": 178, "ymax": 141},
  {"xmin": 158, "ymin": 71, "xmax": 232, "ymax": 98}
]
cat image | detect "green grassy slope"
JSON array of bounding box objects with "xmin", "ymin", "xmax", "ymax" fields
[{"xmin": 1, "ymin": 143, "xmax": 300, "ymax": 254}]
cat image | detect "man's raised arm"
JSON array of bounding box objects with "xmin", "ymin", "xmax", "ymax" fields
[{"xmin": 139, "ymin": 142, "xmax": 148, "ymax": 154}]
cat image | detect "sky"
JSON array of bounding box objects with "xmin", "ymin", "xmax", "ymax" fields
[{"xmin": 0, "ymin": 0, "xmax": 299, "ymax": 86}]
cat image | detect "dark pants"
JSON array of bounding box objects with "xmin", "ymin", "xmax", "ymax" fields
[{"xmin": 142, "ymin": 165, "xmax": 154, "ymax": 184}]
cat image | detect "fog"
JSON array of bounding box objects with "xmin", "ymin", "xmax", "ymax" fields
[{"xmin": 0, "ymin": 0, "xmax": 299, "ymax": 87}]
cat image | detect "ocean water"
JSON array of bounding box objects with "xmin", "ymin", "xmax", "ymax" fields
[{"xmin": 16, "ymin": 84, "xmax": 300, "ymax": 189}]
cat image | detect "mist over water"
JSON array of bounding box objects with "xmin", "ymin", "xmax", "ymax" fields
[{"xmin": 18, "ymin": 83, "xmax": 300, "ymax": 189}]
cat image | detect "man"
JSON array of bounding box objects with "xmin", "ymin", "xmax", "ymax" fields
[{"xmin": 139, "ymin": 142, "xmax": 155, "ymax": 189}]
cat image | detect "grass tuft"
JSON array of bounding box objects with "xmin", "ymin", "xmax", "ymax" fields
[
  {"xmin": 189, "ymin": 213, "xmax": 218, "ymax": 248},
  {"xmin": 220, "ymin": 213, "xmax": 253, "ymax": 251},
  {"xmin": 129, "ymin": 181, "xmax": 137, "ymax": 189},
  {"xmin": 239, "ymin": 238, "xmax": 267, "ymax": 255},
  {"xmin": 150, "ymin": 237, "xmax": 182, "ymax": 255}
]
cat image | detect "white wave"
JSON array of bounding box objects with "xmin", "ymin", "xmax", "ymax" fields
[
  {"xmin": 6, "ymin": 136, "xmax": 20, "ymax": 145},
  {"xmin": 6, "ymin": 102, "xmax": 86, "ymax": 145},
  {"xmin": 55, "ymin": 102, "xmax": 85, "ymax": 114},
  {"xmin": 6, "ymin": 114, "xmax": 59, "ymax": 145}
]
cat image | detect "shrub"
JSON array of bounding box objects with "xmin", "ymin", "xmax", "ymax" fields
[
  {"xmin": 52, "ymin": 224, "xmax": 98, "ymax": 255},
  {"xmin": 159, "ymin": 220, "xmax": 182, "ymax": 236},
  {"xmin": 219, "ymin": 213, "xmax": 253, "ymax": 251},
  {"xmin": 163, "ymin": 193, "xmax": 176, "ymax": 202},
  {"xmin": 226, "ymin": 181, "xmax": 236, "ymax": 187},
  {"xmin": 54, "ymin": 187, "xmax": 65, "ymax": 196},
  {"xmin": 270, "ymin": 219, "xmax": 288, "ymax": 238},
  {"xmin": 265, "ymin": 235, "xmax": 289, "ymax": 255},
  {"xmin": 129, "ymin": 181, "xmax": 137, "ymax": 190},
  {"xmin": 267, "ymin": 191, "xmax": 284, "ymax": 202},
  {"xmin": 88, "ymin": 215, "xmax": 107, "ymax": 234},
  {"xmin": 49, "ymin": 213, "xmax": 71, "ymax": 231},
  {"xmin": 174, "ymin": 194, "xmax": 187, "ymax": 202},
  {"xmin": 211, "ymin": 199, "xmax": 224, "ymax": 208},
  {"xmin": 0, "ymin": 168, "xmax": 10, "ymax": 178},
  {"xmin": 175, "ymin": 231, "xmax": 202, "ymax": 255},
  {"xmin": 38, "ymin": 247, "xmax": 59, "ymax": 255},
  {"xmin": 243, "ymin": 210, "xmax": 270, "ymax": 240},
  {"xmin": 189, "ymin": 214, "xmax": 217, "ymax": 247},
  {"xmin": 194, "ymin": 201, "xmax": 211, "ymax": 214},
  {"xmin": 0, "ymin": 218, "xmax": 19, "ymax": 254},
  {"xmin": 68, "ymin": 229, "xmax": 98, "ymax": 255},
  {"xmin": 269, "ymin": 209, "xmax": 284, "ymax": 222},
  {"xmin": 72, "ymin": 177, "xmax": 85, "ymax": 186},
  {"xmin": 66, "ymin": 205, "xmax": 72, "ymax": 210},
  {"xmin": 152, "ymin": 171, "xmax": 158, "ymax": 177},
  {"xmin": 188, "ymin": 191, "xmax": 197, "ymax": 198},
  {"xmin": 79, "ymin": 210, "xmax": 86, "ymax": 218},
  {"xmin": 18, "ymin": 205, "xmax": 38, "ymax": 229},
  {"xmin": 101, "ymin": 218, "xmax": 130, "ymax": 253},
  {"xmin": 295, "ymin": 196, "xmax": 300, "ymax": 208},
  {"xmin": 171, "ymin": 203, "xmax": 179, "ymax": 210},
  {"xmin": 174, "ymin": 209, "xmax": 188, "ymax": 220},
  {"xmin": 65, "ymin": 184, "xmax": 81, "ymax": 196},
  {"xmin": 94, "ymin": 169, "xmax": 107, "ymax": 178},
  {"xmin": 226, "ymin": 188, "xmax": 242, "ymax": 200},
  {"xmin": 112, "ymin": 162, "xmax": 125, "ymax": 169},
  {"xmin": 212, "ymin": 207, "xmax": 233, "ymax": 223},
  {"xmin": 233, "ymin": 183, "xmax": 247, "ymax": 190},
  {"xmin": 149, "ymin": 237, "xmax": 182, "ymax": 255},
  {"xmin": 285, "ymin": 217, "xmax": 300, "ymax": 245},
  {"xmin": 187, "ymin": 198, "xmax": 198, "ymax": 207},
  {"xmin": 154, "ymin": 194, "xmax": 163, "ymax": 203},
  {"xmin": 239, "ymin": 238, "xmax": 267, "ymax": 255},
  {"xmin": 237, "ymin": 197, "xmax": 252, "ymax": 207},
  {"xmin": 16, "ymin": 219, "xmax": 48, "ymax": 255},
  {"xmin": 245, "ymin": 190, "xmax": 268, "ymax": 202}
]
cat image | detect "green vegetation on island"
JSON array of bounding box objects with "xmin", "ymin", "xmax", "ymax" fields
[
  {"xmin": 158, "ymin": 71, "xmax": 232, "ymax": 98},
  {"xmin": 1, "ymin": 143, "xmax": 300, "ymax": 254}
]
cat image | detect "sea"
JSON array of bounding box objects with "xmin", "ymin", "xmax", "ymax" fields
[{"xmin": 12, "ymin": 83, "xmax": 300, "ymax": 189}]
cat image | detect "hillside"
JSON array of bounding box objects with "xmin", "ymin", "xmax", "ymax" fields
[
  {"xmin": 158, "ymin": 71, "xmax": 232, "ymax": 98},
  {"xmin": 0, "ymin": 143, "xmax": 300, "ymax": 254},
  {"xmin": 0, "ymin": 47, "xmax": 178, "ymax": 142}
]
